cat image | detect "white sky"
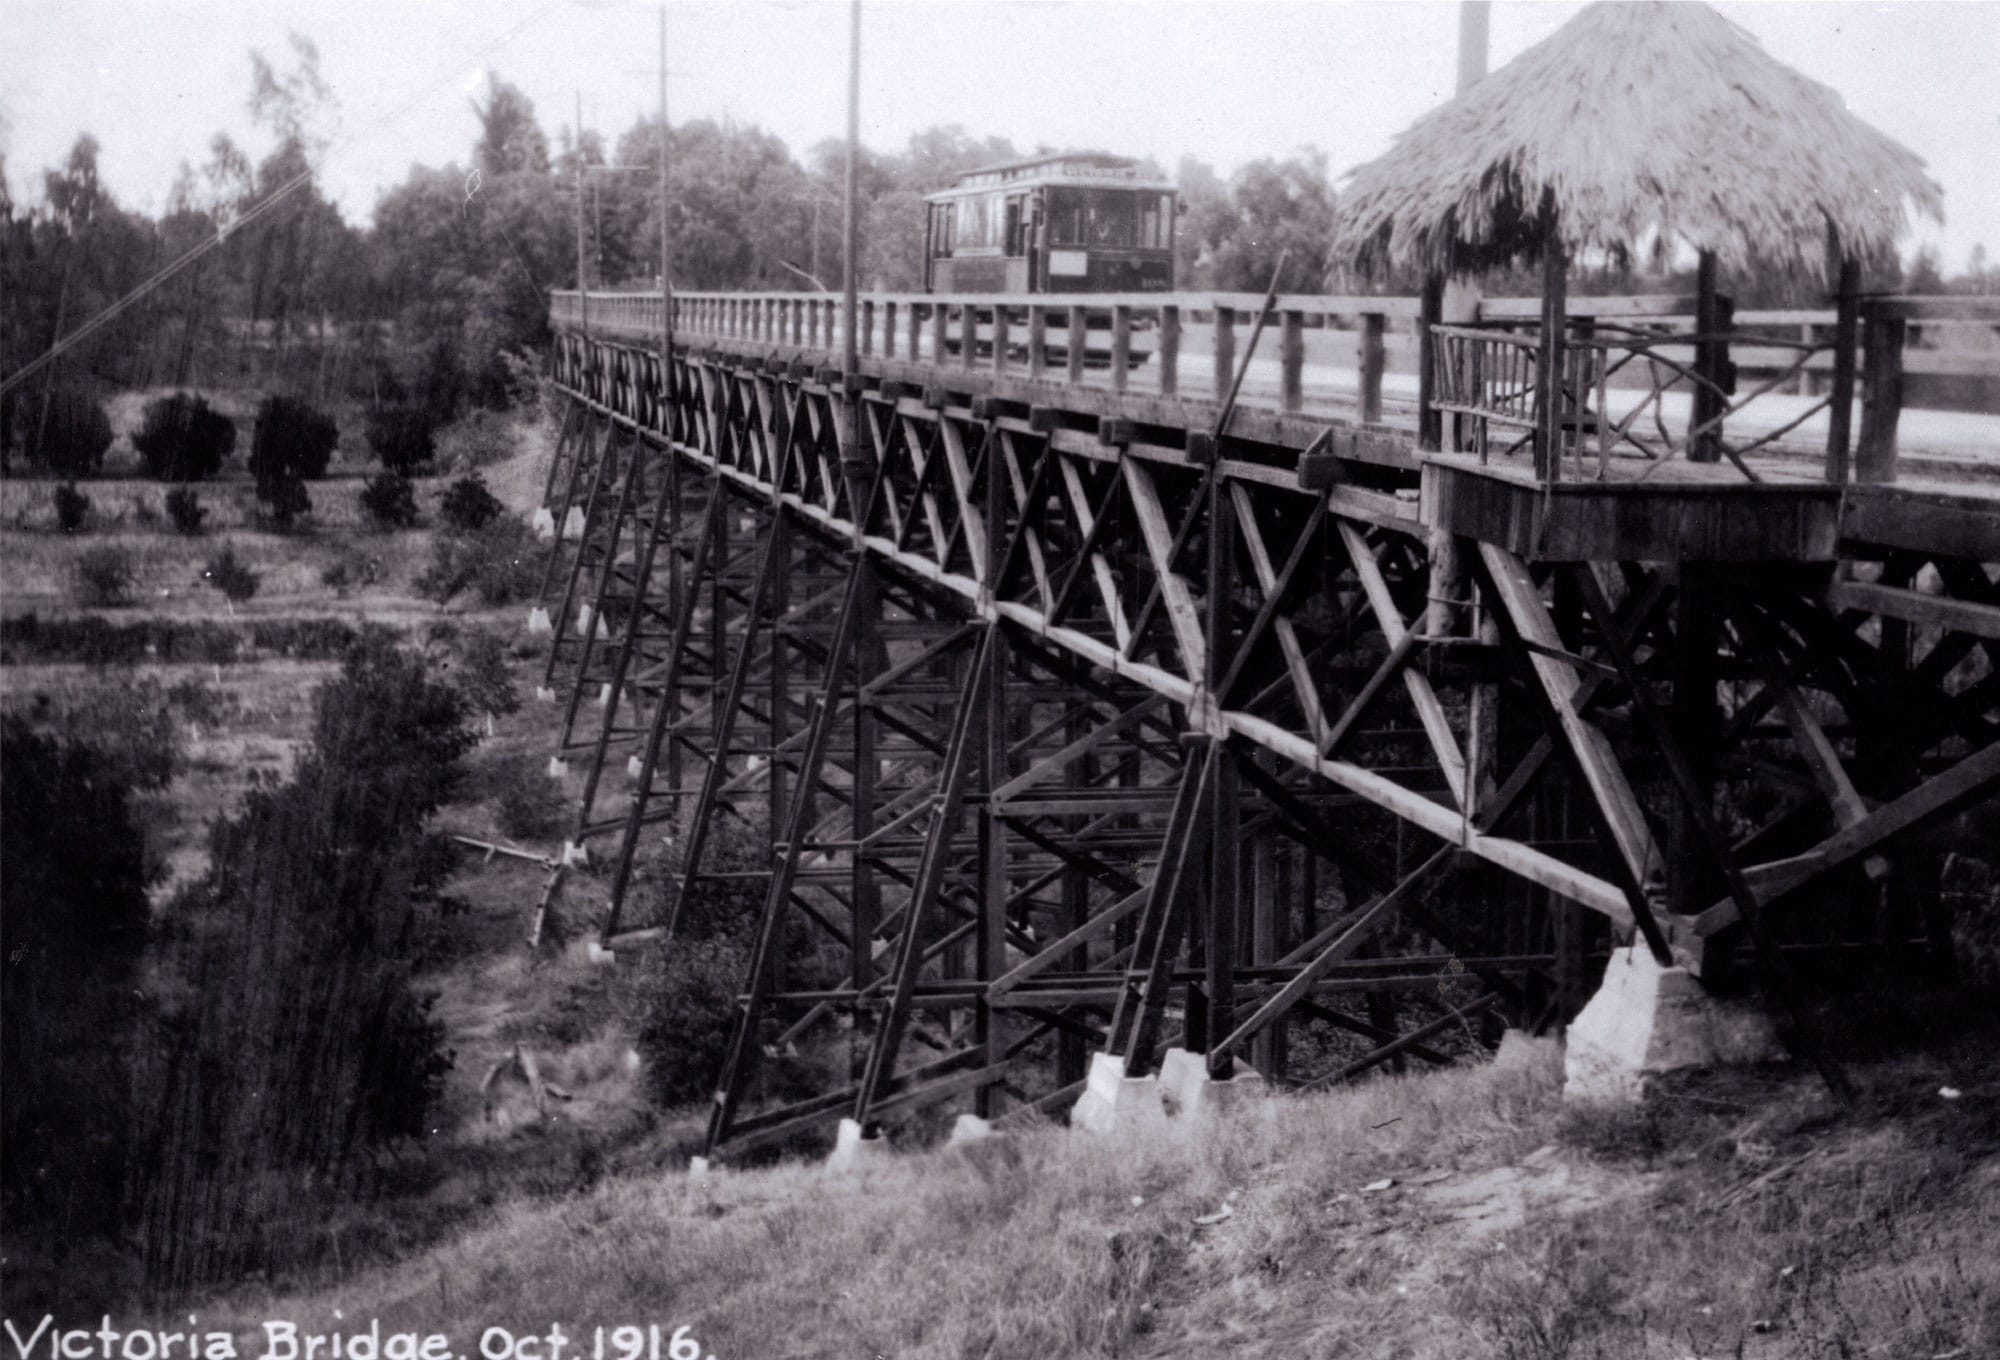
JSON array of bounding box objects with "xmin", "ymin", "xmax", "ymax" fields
[{"xmin": 2, "ymin": 1, "xmax": 1995, "ymax": 272}]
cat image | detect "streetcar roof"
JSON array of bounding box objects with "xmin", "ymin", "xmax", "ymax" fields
[{"xmin": 925, "ymin": 152, "xmax": 1176, "ymax": 201}]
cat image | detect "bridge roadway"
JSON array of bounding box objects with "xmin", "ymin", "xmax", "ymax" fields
[{"xmin": 529, "ymin": 289, "xmax": 2000, "ymax": 1159}]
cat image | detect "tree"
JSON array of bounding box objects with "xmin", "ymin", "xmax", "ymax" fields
[
  {"xmin": 134, "ymin": 392, "xmax": 236, "ymax": 481},
  {"xmin": 438, "ymin": 473, "xmax": 503, "ymax": 533},
  {"xmin": 1207, "ymin": 149, "xmax": 1339, "ymax": 293},
  {"xmin": 250, "ymin": 393, "xmax": 337, "ymax": 480},
  {"xmin": 1, "ymin": 721, "xmax": 152, "ymax": 1302},
  {"xmin": 16, "ymin": 387, "xmax": 113, "ymax": 476},
  {"xmin": 474, "ymin": 75, "xmax": 550, "ymax": 179},
  {"xmin": 360, "ymin": 469, "xmax": 420, "ymax": 528}
]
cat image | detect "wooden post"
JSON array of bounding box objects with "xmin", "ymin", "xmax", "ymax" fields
[
  {"xmin": 1533, "ymin": 246, "xmax": 1565, "ymax": 481},
  {"xmin": 861, "ymin": 299, "xmax": 875, "ymax": 357},
  {"xmin": 1825, "ymin": 255, "xmax": 1859, "ymax": 483},
  {"xmin": 1418, "ymin": 274, "xmax": 1444, "ymax": 452},
  {"xmin": 1212, "ymin": 305, "xmax": 1236, "ymax": 404},
  {"xmin": 1159, "ymin": 304, "xmax": 1180, "ymax": 396},
  {"xmin": 1856, "ymin": 304, "xmax": 1906, "ymax": 484},
  {"xmin": 1028, "ymin": 305, "xmax": 1048, "ymax": 379},
  {"xmin": 992, "ymin": 305, "xmax": 1010, "ymax": 374},
  {"xmin": 931, "ymin": 301, "xmax": 948, "ymax": 366},
  {"xmin": 883, "ymin": 300, "xmax": 896, "ymax": 358},
  {"xmin": 1280, "ymin": 309, "xmax": 1304, "ymax": 413},
  {"xmin": 1066, "ymin": 306, "xmax": 1086, "ymax": 385},
  {"xmin": 1359, "ymin": 312, "xmax": 1386, "ymax": 425},
  {"xmin": 960, "ymin": 302, "xmax": 977, "ymax": 370},
  {"xmin": 1690, "ymin": 250, "xmax": 1723, "ymax": 463},
  {"xmin": 1111, "ymin": 305, "xmax": 1131, "ymax": 391}
]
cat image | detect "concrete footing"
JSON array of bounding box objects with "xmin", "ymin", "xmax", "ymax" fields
[
  {"xmin": 825, "ymin": 1117, "xmax": 893, "ymax": 1172},
  {"xmin": 560, "ymin": 840, "xmax": 590, "ymax": 868},
  {"xmin": 535, "ymin": 686, "xmax": 557, "ymax": 704},
  {"xmin": 531, "ymin": 507, "xmax": 556, "ymax": 539},
  {"xmin": 546, "ymin": 756, "xmax": 570, "ymax": 780},
  {"xmin": 1158, "ymin": 1047, "xmax": 1267, "ymax": 1120},
  {"xmin": 597, "ymin": 682, "xmax": 615, "ymax": 707},
  {"xmin": 626, "ymin": 754, "xmax": 645, "ymax": 780},
  {"xmin": 525, "ymin": 606, "xmax": 553, "ymax": 635},
  {"xmin": 945, "ymin": 1113, "xmax": 992, "ymax": 1148},
  {"xmin": 566, "ymin": 938, "xmax": 615, "ymax": 967},
  {"xmin": 1564, "ymin": 945, "xmax": 1786, "ymax": 1104},
  {"xmin": 1070, "ymin": 1053, "xmax": 1174, "ymax": 1137},
  {"xmin": 561, "ymin": 506, "xmax": 586, "ymax": 540}
]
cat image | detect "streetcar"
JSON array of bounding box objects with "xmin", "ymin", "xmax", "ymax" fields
[{"xmin": 923, "ymin": 152, "xmax": 1178, "ymax": 365}]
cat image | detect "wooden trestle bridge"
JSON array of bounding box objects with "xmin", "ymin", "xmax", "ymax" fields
[{"xmin": 529, "ymin": 284, "xmax": 2000, "ymax": 1160}]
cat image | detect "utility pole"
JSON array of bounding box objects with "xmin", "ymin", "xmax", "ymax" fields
[
  {"xmin": 658, "ymin": 6, "xmax": 673, "ymax": 383},
  {"xmin": 1457, "ymin": 0, "xmax": 1490, "ymax": 93},
  {"xmin": 839, "ymin": 0, "xmax": 866, "ymax": 522},
  {"xmin": 575, "ymin": 91, "xmax": 589, "ymax": 342}
]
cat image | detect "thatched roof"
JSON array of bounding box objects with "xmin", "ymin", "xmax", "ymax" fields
[{"xmin": 1330, "ymin": 1, "xmax": 1943, "ymax": 280}]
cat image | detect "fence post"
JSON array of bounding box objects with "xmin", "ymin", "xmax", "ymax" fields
[
  {"xmin": 1419, "ymin": 275, "xmax": 1445, "ymax": 454},
  {"xmin": 1028, "ymin": 305, "xmax": 1048, "ymax": 379},
  {"xmin": 960, "ymin": 303, "xmax": 977, "ymax": 370},
  {"xmin": 1111, "ymin": 305, "xmax": 1131, "ymax": 391},
  {"xmin": 931, "ymin": 301, "xmax": 948, "ymax": 366},
  {"xmin": 1359, "ymin": 313, "xmax": 1386, "ymax": 425},
  {"xmin": 862, "ymin": 299, "xmax": 875, "ymax": 357},
  {"xmin": 1213, "ymin": 305, "xmax": 1236, "ymax": 403},
  {"xmin": 1159, "ymin": 304, "xmax": 1180, "ymax": 397},
  {"xmin": 1856, "ymin": 302, "xmax": 1906, "ymax": 484},
  {"xmin": 992, "ymin": 305, "xmax": 1010, "ymax": 375},
  {"xmin": 1066, "ymin": 306, "xmax": 1086, "ymax": 386},
  {"xmin": 1280, "ymin": 309, "xmax": 1304, "ymax": 413},
  {"xmin": 1825, "ymin": 258, "xmax": 1859, "ymax": 483}
]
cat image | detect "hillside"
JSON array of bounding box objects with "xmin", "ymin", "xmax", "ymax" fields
[{"xmin": 182, "ymin": 1000, "xmax": 1996, "ymax": 1360}]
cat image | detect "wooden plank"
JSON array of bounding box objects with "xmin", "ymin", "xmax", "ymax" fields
[
  {"xmin": 1339, "ymin": 521, "xmax": 1468, "ymax": 806},
  {"xmin": 1478, "ymin": 542, "xmax": 1664, "ymax": 898},
  {"xmin": 1824, "ymin": 579, "xmax": 2000, "ymax": 640},
  {"xmin": 1121, "ymin": 458, "xmax": 1208, "ymax": 681},
  {"xmin": 1696, "ymin": 738, "xmax": 2000, "ymax": 937}
]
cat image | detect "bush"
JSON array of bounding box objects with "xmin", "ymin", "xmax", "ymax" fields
[
  {"xmin": 638, "ymin": 934, "xmax": 751, "ymax": 1106},
  {"xmin": 72, "ymin": 545, "xmax": 136, "ymax": 607},
  {"xmin": 453, "ymin": 628, "xmax": 521, "ymax": 724},
  {"xmin": 202, "ymin": 544, "xmax": 259, "ymax": 603},
  {"xmin": 435, "ymin": 409, "xmax": 516, "ymax": 473},
  {"xmin": 249, "ymin": 394, "xmax": 338, "ymax": 483},
  {"xmin": 360, "ymin": 470, "xmax": 420, "ymax": 529},
  {"xmin": 54, "ymin": 483, "xmax": 91, "ymax": 533},
  {"xmin": 257, "ymin": 473, "xmax": 312, "ymax": 529},
  {"xmin": 438, "ymin": 474, "xmax": 503, "ymax": 534},
  {"xmin": 134, "ymin": 392, "xmax": 235, "ymax": 482},
  {"xmin": 496, "ymin": 771, "xmax": 568, "ymax": 842},
  {"xmin": 15, "ymin": 387, "xmax": 113, "ymax": 477},
  {"xmin": 164, "ymin": 486, "xmax": 206, "ymax": 535},
  {"xmin": 367, "ymin": 404, "xmax": 436, "ymax": 474},
  {"xmin": 416, "ymin": 516, "xmax": 540, "ymax": 607}
]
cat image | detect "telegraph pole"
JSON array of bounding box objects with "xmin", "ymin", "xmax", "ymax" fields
[
  {"xmin": 839, "ymin": 0, "xmax": 866, "ymax": 522},
  {"xmin": 575, "ymin": 91, "xmax": 589, "ymax": 342},
  {"xmin": 658, "ymin": 7, "xmax": 672, "ymax": 386}
]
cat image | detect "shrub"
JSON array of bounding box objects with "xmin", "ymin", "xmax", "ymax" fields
[
  {"xmin": 164, "ymin": 486, "xmax": 206, "ymax": 535},
  {"xmin": 496, "ymin": 772, "xmax": 568, "ymax": 842},
  {"xmin": 638, "ymin": 934, "xmax": 751, "ymax": 1105},
  {"xmin": 134, "ymin": 392, "xmax": 235, "ymax": 482},
  {"xmin": 435, "ymin": 409, "xmax": 516, "ymax": 473},
  {"xmin": 16, "ymin": 387, "xmax": 113, "ymax": 477},
  {"xmin": 72, "ymin": 545, "xmax": 136, "ymax": 608},
  {"xmin": 360, "ymin": 470, "xmax": 420, "ymax": 529},
  {"xmin": 416, "ymin": 516, "xmax": 540, "ymax": 607},
  {"xmin": 366, "ymin": 404, "xmax": 435, "ymax": 474},
  {"xmin": 53, "ymin": 483, "xmax": 91, "ymax": 533},
  {"xmin": 131, "ymin": 496, "xmax": 160, "ymax": 527},
  {"xmin": 454, "ymin": 628, "xmax": 521, "ymax": 725},
  {"xmin": 202, "ymin": 544, "xmax": 259, "ymax": 603},
  {"xmin": 249, "ymin": 394, "xmax": 338, "ymax": 483},
  {"xmin": 438, "ymin": 474, "xmax": 503, "ymax": 533},
  {"xmin": 257, "ymin": 473, "xmax": 312, "ymax": 529}
]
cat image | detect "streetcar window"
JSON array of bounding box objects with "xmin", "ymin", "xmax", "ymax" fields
[
  {"xmin": 1004, "ymin": 196, "xmax": 1024, "ymax": 257},
  {"xmin": 1046, "ymin": 189, "xmax": 1145, "ymax": 249}
]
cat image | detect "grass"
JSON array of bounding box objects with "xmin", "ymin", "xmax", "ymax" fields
[{"xmin": 153, "ymin": 1002, "xmax": 1999, "ymax": 1360}]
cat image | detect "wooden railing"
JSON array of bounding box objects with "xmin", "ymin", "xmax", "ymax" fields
[
  {"xmin": 1430, "ymin": 295, "xmax": 2000, "ymax": 484},
  {"xmin": 552, "ymin": 288, "xmax": 1423, "ymax": 421},
  {"xmin": 551, "ymin": 288, "xmax": 1999, "ymax": 483}
]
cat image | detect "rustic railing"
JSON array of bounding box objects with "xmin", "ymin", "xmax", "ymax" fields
[
  {"xmin": 552, "ymin": 288, "xmax": 1999, "ymax": 484},
  {"xmin": 552, "ymin": 288, "xmax": 1423, "ymax": 421}
]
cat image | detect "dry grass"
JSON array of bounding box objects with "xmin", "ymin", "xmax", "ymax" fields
[{"xmin": 159, "ymin": 1013, "xmax": 2000, "ymax": 1360}]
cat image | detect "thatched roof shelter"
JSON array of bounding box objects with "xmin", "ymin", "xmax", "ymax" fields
[{"xmin": 1330, "ymin": 1, "xmax": 1942, "ymax": 281}]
